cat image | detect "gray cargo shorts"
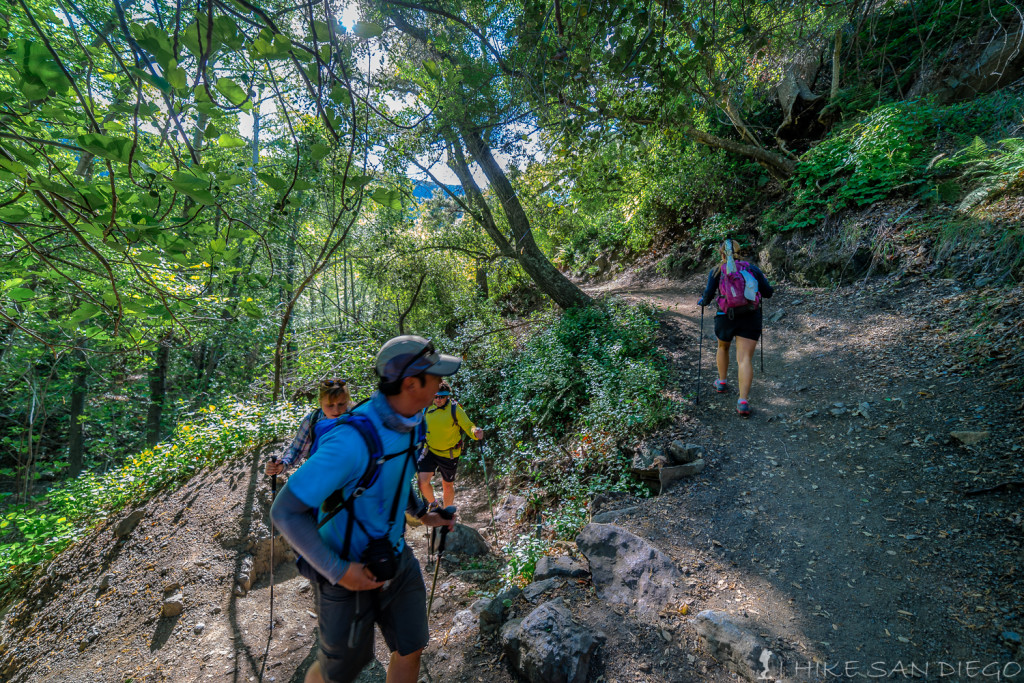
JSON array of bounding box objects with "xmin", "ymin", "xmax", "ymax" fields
[{"xmin": 312, "ymin": 544, "xmax": 428, "ymax": 683}]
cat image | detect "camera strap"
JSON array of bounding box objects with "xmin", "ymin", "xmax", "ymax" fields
[{"xmin": 316, "ymin": 428, "xmax": 421, "ymax": 560}]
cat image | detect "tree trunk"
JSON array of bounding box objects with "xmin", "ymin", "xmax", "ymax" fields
[
  {"xmin": 67, "ymin": 345, "xmax": 88, "ymax": 478},
  {"xmin": 476, "ymin": 260, "xmax": 489, "ymax": 298},
  {"xmin": 459, "ymin": 126, "xmax": 592, "ymax": 310},
  {"xmin": 685, "ymin": 126, "xmax": 796, "ymax": 178},
  {"xmin": 145, "ymin": 337, "xmax": 171, "ymax": 447}
]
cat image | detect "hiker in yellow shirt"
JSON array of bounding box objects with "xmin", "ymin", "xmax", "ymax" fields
[{"xmin": 416, "ymin": 381, "xmax": 483, "ymax": 509}]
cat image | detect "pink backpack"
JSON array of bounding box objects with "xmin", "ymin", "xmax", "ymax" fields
[{"xmin": 717, "ymin": 244, "xmax": 761, "ymax": 313}]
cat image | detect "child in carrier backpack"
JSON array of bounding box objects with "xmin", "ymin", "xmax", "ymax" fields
[
  {"xmin": 697, "ymin": 239, "xmax": 774, "ymax": 417},
  {"xmin": 265, "ymin": 379, "xmax": 355, "ymax": 476}
]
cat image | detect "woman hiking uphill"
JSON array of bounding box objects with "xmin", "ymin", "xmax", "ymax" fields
[{"xmin": 697, "ymin": 240, "xmax": 774, "ymax": 417}]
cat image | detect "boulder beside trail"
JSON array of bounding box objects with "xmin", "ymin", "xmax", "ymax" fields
[
  {"xmin": 478, "ymin": 586, "xmax": 522, "ymax": 637},
  {"xmin": 534, "ymin": 555, "xmax": 589, "ymax": 581},
  {"xmin": 575, "ymin": 523, "xmax": 684, "ymax": 616},
  {"xmin": 693, "ymin": 610, "xmax": 782, "ymax": 682},
  {"xmin": 443, "ymin": 523, "xmax": 490, "ymax": 557},
  {"xmin": 500, "ymin": 598, "xmax": 604, "ymax": 683}
]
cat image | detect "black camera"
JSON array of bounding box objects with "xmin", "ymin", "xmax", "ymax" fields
[{"xmin": 362, "ymin": 537, "xmax": 399, "ymax": 581}]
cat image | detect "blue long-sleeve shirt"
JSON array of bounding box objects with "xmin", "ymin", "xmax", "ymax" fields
[
  {"xmin": 699, "ymin": 263, "xmax": 774, "ymax": 314},
  {"xmin": 271, "ymin": 392, "xmax": 423, "ymax": 584}
]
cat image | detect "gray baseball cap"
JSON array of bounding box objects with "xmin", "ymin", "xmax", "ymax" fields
[{"xmin": 375, "ymin": 335, "xmax": 461, "ymax": 383}]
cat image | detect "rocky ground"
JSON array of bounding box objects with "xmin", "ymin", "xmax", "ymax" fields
[{"xmin": 0, "ymin": 268, "xmax": 1022, "ymax": 683}]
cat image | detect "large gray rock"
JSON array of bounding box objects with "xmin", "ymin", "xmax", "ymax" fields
[
  {"xmin": 479, "ymin": 586, "xmax": 522, "ymax": 637},
  {"xmin": 534, "ymin": 555, "xmax": 590, "ymax": 581},
  {"xmin": 632, "ymin": 443, "xmax": 669, "ymax": 471},
  {"xmin": 575, "ymin": 523, "xmax": 683, "ymax": 615},
  {"xmin": 591, "ymin": 506, "xmax": 639, "ymax": 524},
  {"xmin": 693, "ymin": 610, "xmax": 782, "ymax": 681},
  {"xmin": 500, "ymin": 598, "xmax": 604, "ymax": 683},
  {"xmin": 114, "ymin": 510, "xmax": 146, "ymax": 538},
  {"xmin": 666, "ymin": 441, "xmax": 704, "ymax": 465},
  {"xmin": 588, "ymin": 491, "xmax": 633, "ymax": 516},
  {"xmin": 444, "ymin": 523, "xmax": 490, "ymax": 557}
]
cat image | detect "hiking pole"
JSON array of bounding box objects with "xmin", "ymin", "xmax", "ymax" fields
[
  {"xmin": 427, "ymin": 505, "xmax": 457, "ymax": 616},
  {"xmin": 696, "ymin": 305, "xmax": 705, "ymax": 405},
  {"xmin": 258, "ymin": 457, "xmax": 279, "ymax": 683},
  {"xmin": 760, "ymin": 303, "xmax": 765, "ymax": 374},
  {"xmin": 268, "ymin": 457, "xmax": 278, "ymax": 634}
]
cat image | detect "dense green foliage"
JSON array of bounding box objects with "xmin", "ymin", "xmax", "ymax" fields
[
  {"xmin": 0, "ymin": 400, "xmax": 302, "ymax": 600},
  {"xmin": 454, "ymin": 298, "xmax": 675, "ymax": 585}
]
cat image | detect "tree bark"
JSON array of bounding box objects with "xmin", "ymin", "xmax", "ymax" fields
[
  {"xmin": 475, "ymin": 260, "xmax": 489, "ymax": 298},
  {"xmin": 145, "ymin": 336, "xmax": 171, "ymax": 447},
  {"xmin": 685, "ymin": 126, "xmax": 797, "ymax": 178},
  {"xmin": 458, "ymin": 126, "xmax": 592, "ymax": 310},
  {"xmin": 66, "ymin": 345, "xmax": 88, "ymax": 478}
]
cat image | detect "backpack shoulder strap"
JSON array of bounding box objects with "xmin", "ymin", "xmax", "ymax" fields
[{"xmin": 450, "ymin": 400, "xmax": 458, "ymax": 426}]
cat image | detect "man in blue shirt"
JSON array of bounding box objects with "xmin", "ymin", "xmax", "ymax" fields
[{"xmin": 271, "ymin": 335, "xmax": 460, "ymax": 683}]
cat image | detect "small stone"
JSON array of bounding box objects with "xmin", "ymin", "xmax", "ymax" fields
[
  {"xmin": 161, "ymin": 594, "xmax": 184, "ymax": 618},
  {"xmin": 114, "ymin": 510, "xmax": 146, "ymax": 539},
  {"xmin": 1003, "ymin": 631, "xmax": 1022, "ymax": 645},
  {"xmin": 639, "ymin": 662, "xmax": 652, "ymax": 672},
  {"xmin": 163, "ymin": 581, "xmax": 181, "ymax": 593},
  {"xmin": 950, "ymin": 431, "xmax": 990, "ymax": 446},
  {"xmin": 97, "ymin": 574, "xmax": 114, "ymax": 592},
  {"xmin": 194, "ymin": 623, "xmax": 206, "ymax": 635},
  {"xmin": 210, "ymin": 606, "xmax": 222, "ymax": 615}
]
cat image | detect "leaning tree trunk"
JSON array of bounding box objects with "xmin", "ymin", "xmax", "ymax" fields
[
  {"xmin": 458, "ymin": 126, "xmax": 592, "ymax": 310},
  {"xmin": 145, "ymin": 336, "xmax": 171, "ymax": 447},
  {"xmin": 66, "ymin": 344, "xmax": 88, "ymax": 478}
]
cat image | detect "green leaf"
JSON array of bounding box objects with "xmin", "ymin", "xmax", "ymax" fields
[
  {"xmin": 310, "ymin": 142, "xmax": 329, "ymax": 161},
  {"xmin": 370, "ymin": 187, "xmax": 403, "ymax": 209},
  {"xmin": 312, "ymin": 20, "xmax": 333, "ymax": 42},
  {"xmin": 68, "ymin": 302, "xmax": 101, "ymax": 324},
  {"xmin": 169, "ymin": 171, "xmax": 215, "ymax": 205},
  {"xmin": 423, "ymin": 59, "xmax": 441, "ymax": 80},
  {"xmin": 215, "ymin": 78, "xmax": 250, "ymax": 109},
  {"xmin": 217, "ymin": 134, "xmax": 247, "ymax": 149},
  {"xmin": 8, "ymin": 288, "xmax": 35, "ymax": 302},
  {"xmin": 77, "ymin": 134, "xmax": 134, "ymax": 164},
  {"xmin": 353, "ymin": 21, "xmax": 383, "ymax": 39},
  {"xmin": 0, "ymin": 157, "xmax": 27, "ymax": 177},
  {"xmin": 329, "ymin": 85, "xmax": 352, "ymax": 107},
  {"xmin": 13, "ymin": 39, "xmax": 71, "ymax": 92},
  {"xmin": 165, "ymin": 60, "xmax": 188, "ymax": 90},
  {"xmin": 128, "ymin": 66, "xmax": 171, "ymax": 94},
  {"xmin": 347, "ymin": 174, "xmax": 373, "ymax": 189},
  {"xmin": 257, "ymin": 172, "xmax": 288, "ymax": 191}
]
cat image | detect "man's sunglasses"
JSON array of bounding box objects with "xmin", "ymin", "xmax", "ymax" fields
[
  {"xmin": 321, "ymin": 379, "xmax": 347, "ymax": 388},
  {"xmin": 394, "ymin": 341, "xmax": 437, "ymax": 380}
]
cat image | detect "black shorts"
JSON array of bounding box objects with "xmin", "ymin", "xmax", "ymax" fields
[
  {"xmin": 714, "ymin": 308, "xmax": 763, "ymax": 342},
  {"xmin": 313, "ymin": 545, "xmax": 428, "ymax": 683},
  {"xmin": 416, "ymin": 449, "xmax": 460, "ymax": 482}
]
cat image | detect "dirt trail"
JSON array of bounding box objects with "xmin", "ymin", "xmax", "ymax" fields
[{"xmin": 591, "ymin": 270, "xmax": 1024, "ymax": 679}]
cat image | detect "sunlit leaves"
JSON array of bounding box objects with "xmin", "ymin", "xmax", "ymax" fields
[
  {"xmin": 168, "ymin": 170, "xmax": 215, "ymax": 205},
  {"xmin": 370, "ymin": 187, "xmax": 403, "ymax": 209},
  {"xmin": 352, "ymin": 21, "xmax": 384, "ymax": 40},
  {"xmin": 9, "ymin": 39, "xmax": 70, "ymax": 99},
  {"xmin": 77, "ymin": 134, "xmax": 134, "ymax": 164},
  {"xmin": 215, "ymin": 77, "xmax": 251, "ymax": 110}
]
